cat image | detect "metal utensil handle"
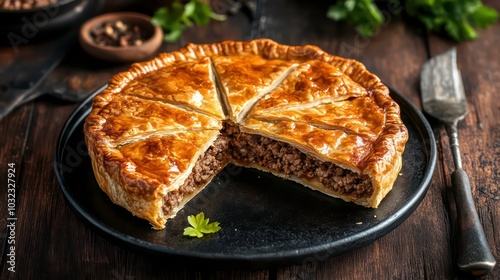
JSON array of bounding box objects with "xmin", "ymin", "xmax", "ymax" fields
[{"xmin": 447, "ymin": 124, "xmax": 496, "ymax": 275}]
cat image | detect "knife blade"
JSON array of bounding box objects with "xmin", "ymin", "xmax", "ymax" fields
[{"xmin": 0, "ymin": 31, "xmax": 74, "ymax": 121}]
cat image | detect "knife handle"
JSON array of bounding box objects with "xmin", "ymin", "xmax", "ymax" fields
[{"xmin": 451, "ymin": 168, "xmax": 496, "ymax": 276}]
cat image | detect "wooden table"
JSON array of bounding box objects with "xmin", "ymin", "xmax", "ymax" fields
[{"xmin": 1, "ymin": 0, "xmax": 499, "ymax": 279}]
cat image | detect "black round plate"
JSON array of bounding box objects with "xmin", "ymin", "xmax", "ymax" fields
[{"xmin": 54, "ymin": 85, "xmax": 436, "ymax": 269}]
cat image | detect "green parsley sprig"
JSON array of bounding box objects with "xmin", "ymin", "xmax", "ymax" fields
[
  {"xmin": 151, "ymin": 0, "xmax": 227, "ymax": 43},
  {"xmin": 183, "ymin": 212, "xmax": 221, "ymax": 238},
  {"xmin": 405, "ymin": 0, "xmax": 498, "ymax": 41},
  {"xmin": 327, "ymin": 0, "xmax": 499, "ymax": 41}
]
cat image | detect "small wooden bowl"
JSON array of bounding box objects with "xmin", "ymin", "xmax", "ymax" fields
[{"xmin": 79, "ymin": 12, "xmax": 163, "ymax": 63}]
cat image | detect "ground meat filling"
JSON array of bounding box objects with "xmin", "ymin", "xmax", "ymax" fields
[
  {"xmin": 163, "ymin": 122, "xmax": 373, "ymax": 215},
  {"xmin": 224, "ymin": 123, "xmax": 373, "ymax": 199},
  {"xmin": 162, "ymin": 135, "xmax": 230, "ymax": 216}
]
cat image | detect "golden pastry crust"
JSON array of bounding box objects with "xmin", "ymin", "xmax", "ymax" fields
[
  {"xmin": 250, "ymin": 96, "xmax": 385, "ymax": 142},
  {"xmin": 251, "ymin": 60, "xmax": 368, "ymax": 113},
  {"xmin": 84, "ymin": 39, "xmax": 408, "ymax": 229},
  {"xmin": 96, "ymin": 56, "xmax": 224, "ymax": 119},
  {"xmin": 85, "ymin": 95, "xmax": 221, "ymax": 146},
  {"xmin": 212, "ymin": 55, "xmax": 298, "ymax": 122}
]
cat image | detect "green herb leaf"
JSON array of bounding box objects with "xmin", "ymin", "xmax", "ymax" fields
[
  {"xmin": 327, "ymin": 0, "xmax": 384, "ymax": 37},
  {"xmin": 470, "ymin": 5, "xmax": 499, "ymax": 28},
  {"xmin": 329, "ymin": 0, "xmax": 498, "ymax": 41},
  {"xmin": 192, "ymin": 0, "xmax": 213, "ymax": 25},
  {"xmin": 404, "ymin": 0, "xmax": 499, "ymax": 41},
  {"xmin": 183, "ymin": 212, "xmax": 221, "ymax": 238},
  {"xmin": 327, "ymin": 2, "xmax": 350, "ymax": 21},
  {"xmin": 152, "ymin": 0, "xmax": 226, "ymax": 43},
  {"xmin": 183, "ymin": 0, "xmax": 196, "ymax": 18},
  {"xmin": 163, "ymin": 29, "xmax": 184, "ymax": 43}
]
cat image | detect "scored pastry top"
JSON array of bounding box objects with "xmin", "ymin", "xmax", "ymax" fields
[{"xmin": 85, "ymin": 39, "xmax": 408, "ymax": 204}]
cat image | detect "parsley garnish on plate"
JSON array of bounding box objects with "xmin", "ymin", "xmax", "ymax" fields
[
  {"xmin": 151, "ymin": 0, "xmax": 227, "ymax": 43},
  {"xmin": 183, "ymin": 212, "xmax": 221, "ymax": 238}
]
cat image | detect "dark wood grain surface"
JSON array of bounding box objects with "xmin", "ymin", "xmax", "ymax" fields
[{"xmin": 1, "ymin": 0, "xmax": 499, "ymax": 279}]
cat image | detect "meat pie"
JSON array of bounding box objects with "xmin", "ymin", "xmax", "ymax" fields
[{"xmin": 84, "ymin": 39, "xmax": 408, "ymax": 229}]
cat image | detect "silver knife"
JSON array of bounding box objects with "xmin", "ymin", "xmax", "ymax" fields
[
  {"xmin": 0, "ymin": 31, "xmax": 74, "ymax": 121},
  {"xmin": 421, "ymin": 48, "xmax": 496, "ymax": 276}
]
